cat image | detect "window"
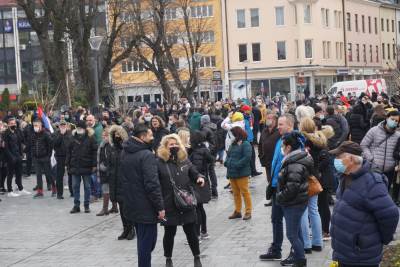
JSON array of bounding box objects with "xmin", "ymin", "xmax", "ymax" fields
[
  {"xmin": 334, "ymin": 11, "xmax": 341, "ymax": 28},
  {"xmin": 237, "ymin": 9, "xmax": 246, "ymax": 28},
  {"xmin": 355, "ymin": 14, "xmax": 358, "ymax": 32},
  {"xmin": 382, "ymin": 43, "xmax": 385, "ymax": 60},
  {"xmin": 336, "ymin": 42, "xmax": 339, "ymax": 59},
  {"xmin": 199, "ymin": 56, "xmax": 216, "ymax": 68},
  {"xmin": 167, "ymin": 34, "xmax": 178, "ymax": 45},
  {"xmin": 387, "ymin": 19, "xmax": 390, "ymax": 32},
  {"xmin": 305, "ymin": 39, "xmax": 313, "ymax": 58},
  {"xmin": 348, "ymin": 43, "xmax": 353, "ymax": 62},
  {"xmin": 392, "ymin": 20, "xmax": 395, "ymax": 32},
  {"xmin": 368, "ymin": 16, "xmax": 371, "ymax": 33},
  {"xmin": 275, "ymin": 7, "xmax": 284, "ymax": 26},
  {"xmin": 346, "ymin": 13, "xmax": 351, "ymax": 31},
  {"xmin": 321, "ymin": 8, "xmax": 329, "ymax": 27},
  {"xmin": 375, "ymin": 17, "xmax": 378, "ymax": 34},
  {"xmin": 165, "ymin": 8, "xmax": 177, "ymax": 20},
  {"xmin": 250, "ymin": 8, "xmax": 259, "ymax": 27},
  {"xmin": 399, "ymin": 21, "xmax": 400, "ymax": 33},
  {"xmin": 370, "ymin": 45, "xmax": 373, "ymax": 62},
  {"xmin": 327, "ymin": 41, "xmax": 331, "ymax": 59},
  {"xmin": 193, "ymin": 31, "xmax": 215, "ymax": 43},
  {"xmin": 340, "ymin": 42, "xmax": 344, "ymax": 60},
  {"xmin": 239, "ymin": 44, "xmax": 247, "ymax": 62},
  {"xmin": 356, "ymin": 44, "xmax": 360, "ymax": 62},
  {"xmin": 295, "ymin": 39, "xmax": 299, "ymax": 59},
  {"xmin": 121, "ymin": 61, "xmax": 145, "ymax": 73},
  {"xmin": 381, "ymin": 18, "xmax": 384, "ymax": 31},
  {"xmin": 323, "ymin": 41, "xmax": 326, "ymax": 59},
  {"xmin": 190, "ymin": 5, "xmax": 213, "ymax": 18},
  {"xmin": 376, "ymin": 45, "xmax": 379, "ymax": 62},
  {"xmin": 363, "ymin": 44, "xmax": 366, "ymax": 63},
  {"xmin": 394, "ymin": 44, "xmax": 396, "ymax": 60},
  {"xmin": 323, "ymin": 41, "xmax": 331, "ymax": 59},
  {"xmin": 252, "ymin": 43, "xmax": 261, "ymax": 61},
  {"xmin": 388, "ymin": 43, "xmax": 391, "ymax": 60},
  {"xmin": 361, "ymin": 15, "xmax": 365, "ymax": 33},
  {"xmin": 277, "ymin": 41, "xmax": 286, "ymax": 60},
  {"xmin": 294, "ymin": 5, "xmax": 298, "ymax": 24},
  {"xmin": 174, "ymin": 58, "xmax": 180, "ymax": 69},
  {"xmin": 304, "ymin": 4, "xmax": 311, "ymax": 23}
]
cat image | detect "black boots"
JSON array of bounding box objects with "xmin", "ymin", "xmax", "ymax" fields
[
  {"xmin": 118, "ymin": 226, "xmax": 135, "ymax": 240},
  {"xmin": 165, "ymin": 258, "xmax": 173, "ymax": 267},
  {"xmin": 293, "ymin": 259, "xmax": 307, "ymax": 267},
  {"xmin": 109, "ymin": 201, "xmax": 119, "ymax": 213},
  {"xmin": 194, "ymin": 256, "xmax": 202, "ymax": 267}
]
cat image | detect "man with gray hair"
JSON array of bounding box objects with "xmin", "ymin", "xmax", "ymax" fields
[{"xmin": 330, "ymin": 141, "xmax": 399, "ymax": 267}]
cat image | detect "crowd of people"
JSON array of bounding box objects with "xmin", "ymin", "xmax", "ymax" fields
[{"xmin": 1, "ymin": 91, "xmax": 400, "ymax": 267}]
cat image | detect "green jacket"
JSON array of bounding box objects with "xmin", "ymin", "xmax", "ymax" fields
[
  {"xmin": 189, "ymin": 112, "xmax": 201, "ymax": 131},
  {"xmin": 92, "ymin": 122, "xmax": 103, "ymax": 145},
  {"xmin": 224, "ymin": 140, "xmax": 252, "ymax": 179}
]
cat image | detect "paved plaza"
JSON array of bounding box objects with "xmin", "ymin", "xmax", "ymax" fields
[{"xmin": 1, "ymin": 162, "xmax": 398, "ymax": 267}]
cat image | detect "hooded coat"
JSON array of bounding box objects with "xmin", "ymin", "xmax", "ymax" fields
[
  {"xmin": 200, "ymin": 116, "xmax": 217, "ymax": 155},
  {"xmin": 276, "ymin": 150, "xmax": 313, "ymax": 207},
  {"xmin": 120, "ymin": 136, "xmax": 164, "ymax": 224},
  {"xmin": 331, "ymin": 161, "xmax": 399, "ymax": 265},
  {"xmin": 189, "ymin": 144, "xmax": 213, "ymax": 204}
]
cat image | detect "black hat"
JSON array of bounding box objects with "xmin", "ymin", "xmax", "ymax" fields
[
  {"xmin": 76, "ymin": 120, "xmax": 87, "ymax": 129},
  {"xmin": 329, "ymin": 141, "xmax": 363, "ymax": 157}
]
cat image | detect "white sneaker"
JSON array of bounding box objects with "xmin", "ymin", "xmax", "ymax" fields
[
  {"xmin": 8, "ymin": 191, "xmax": 20, "ymax": 197},
  {"xmin": 19, "ymin": 189, "xmax": 32, "ymax": 195}
]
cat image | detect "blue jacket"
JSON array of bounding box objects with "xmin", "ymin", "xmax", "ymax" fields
[
  {"xmin": 224, "ymin": 140, "xmax": 252, "ymax": 179},
  {"xmin": 331, "ymin": 161, "xmax": 399, "ymax": 265},
  {"xmin": 271, "ymin": 138, "xmax": 283, "ymax": 188},
  {"xmin": 243, "ymin": 114, "xmax": 254, "ymax": 143}
]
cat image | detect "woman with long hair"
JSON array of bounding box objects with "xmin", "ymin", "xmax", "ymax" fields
[
  {"xmin": 224, "ymin": 126, "xmax": 253, "ymax": 220},
  {"xmin": 157, "ymin": 134, "xmax": 205, "ymax": 267}
]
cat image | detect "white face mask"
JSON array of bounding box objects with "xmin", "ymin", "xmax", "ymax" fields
[
  {"xmin": 281, "ymin": 147, "xmax": 285, "ymax": 156},
  {"xmin": 144, "ymin": 116, "xmax": 152, "ymax": 122},
  {"xmin": 34, "ymin": 126, "xmax": 40, "ymax": 133},
  {"xmin": 77, "ymin": 129, "xmax": 85, "ymax": 135}
]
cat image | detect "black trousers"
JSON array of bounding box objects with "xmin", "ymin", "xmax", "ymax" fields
[
  {"xmin": 117, "ymin": 201, "xmax": 131, "ymax": 227},
  {"xmin": 250, "ymin": 143, "xmax": 258, "ymax": 175},
  {"xmin": 196, "ymin": 204, "xmax": 207, "ymax": 236},
  {"xmin": 7, "ymin": 159, "xmax": 23, "ymax": 192},
  {"xmin": 384, "ymin": 170, "xmax": 399, "ymax": 201},
  {"xmin": 163, "ymin": 223, "xmax": 200, "ymax": 258},
  {"xmin": 318, "ymin": 189, "xmax": 331, "ymax": 234},
  {"xmin": 25, "ymin": 151, "xmax": 32, "ymax": 175},
  {"xmin": 56, "ymin": 157, "xmax": 67, "ymax": 197},
  {"xmin": 208, "ymin": 162, "xmax": 218, "ymax": 196},
  {"xmin": 34, "ymin": 158, "xmax": 54, "ymax": 191},
  {"xmin": 0, "ymin": 163, "xmax": 7, "ymax": 189}
]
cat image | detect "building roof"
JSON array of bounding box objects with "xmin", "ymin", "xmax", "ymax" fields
[{"xmin": 0, "ymin": 0, "xmax": 17, "ymax": 7}]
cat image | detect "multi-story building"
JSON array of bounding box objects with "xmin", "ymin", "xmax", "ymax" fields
[
  {"xmin": 222, "ymin": 0, "xmax": 400, "ymax": 100},
  {"xmin": 112, "ymin": 0, "xmax": 225, "ymax": 104}
]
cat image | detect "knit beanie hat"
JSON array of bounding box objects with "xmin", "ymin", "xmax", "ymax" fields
[{"xmin": 231, "ymin": 112, "xmax": 244, "ymax": 122}]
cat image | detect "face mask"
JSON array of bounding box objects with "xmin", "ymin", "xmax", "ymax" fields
[
  {"xmin": 319, "ymin": 115, "xmax": 325, "ymax": 120},
  {"xmin": 77, "ymin": 129, "xmax": 85, "ymax": 135},
  {"xmin": 144, "ymin": 116, "xmax": 152, "ymax": 122},
  {"xmin": 334, "ymin": 158, "xmax": 346, "ymax": 174},
  {"xmin": 18, "ymin": 112, "xmax": 23, "ymax": 117},
  {"xmin": 265, "ymin": 120, "xmax": 272, "ymax": 127},
  {"xmin": 64, "ymin": 115, "xmax": 69, "ymax": 120},
  {"xmin": 34, "ymin": 127, "xmax": 40, "ymax": 133},
  {"xmin": 387, "ymin": 118, "xmax": 398, "ymax": 129},
  {"xmin": 170, "ymin": 147, "xmax": 179, "ymax": 157},
  {"xmin": 10, "ymin": 125, "xmax": 16, "ymax": 131},
  {"xmin": 114, "ymin": 136, "xmax": 122, "ymax": 143}
]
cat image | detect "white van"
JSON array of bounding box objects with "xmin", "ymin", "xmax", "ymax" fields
[{"xmin": 327, "ymin": 79, "xmax": 387, "ymax": 97}]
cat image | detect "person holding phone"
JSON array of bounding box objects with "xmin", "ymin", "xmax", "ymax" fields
[{"xmin": 156, "ymin": 134, "xmax": 205, "ymax": 267}]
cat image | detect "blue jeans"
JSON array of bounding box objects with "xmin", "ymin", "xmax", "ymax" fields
[
  {"xmin": 72, "ymin": 175, "xmax": 91, "ymax": 207},
  {"xmin": 271, "ymin": 191, "xmax": 284, "ymax": 253},
  {"xmin": 301, "ymin": 195, "xmax": 323, "ymax": 248},
  {"xmin": 217, "ymin": 149, "xmax": 224, "ymax": 161},
  {"xmin": 135, "ymin": 223, "xmax": 158, "ymax": 267},
  {"xmin": 283, "ymin": 205, "xmax": 307, "ymax": 260},
  {"xmin": 90, "ymin": 174, "xmax": 102, "ymax": 198}
]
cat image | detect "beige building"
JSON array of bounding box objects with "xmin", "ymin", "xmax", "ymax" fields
[{"xmin": 222, "ymin": 0, "xmax": 400, "ymax": 100}]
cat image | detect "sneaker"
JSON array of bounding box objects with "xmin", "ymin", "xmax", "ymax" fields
[
  {"xmin": 8, "ymin": 191, "xmax": 20, "ymax": 197},
  {"xmin": 70, "ymin": 206, "xmax": 81, "ymax": 214},
  {"xmin": 200, "ymin": 232, "xmax": 210, "ymax": 240},
  {"xmin": 0, "ymin": 188, "xmax": 6, "ymax": 194},
  {"xmin": 312, "ymin": 245, "xmax": 322, "ymax": 252},
  {"xmin": 280, "ymin": 252, "xmax": 295, "ymax": 266},
  {"xmin": 323, "ymin": 233, "xmax": 331, "ymax": 241},
  {"xmin": 259, "ymin": 247, "xmax": 282, "ymax": 261},
  {"xmin": 304, "ymin": 248, "xmax": 312, "ymax": 254},
  {"xmin": 57, "ymin": 196, "xmax": 64, "ymax": 200},
  {"xmin": 251, "ymin": 171, "xmax": 263, "ymax": 177},
  {"xmin": 19, "ymin": 189, "xmax": 32, "ymax": 196},
  {"xmin": 32, "ymin": 185, "xmax": 38, "ymax": 191},
  {"xmin": 33, "ymin": 192, "xmax": 44, "ymax": 199}
]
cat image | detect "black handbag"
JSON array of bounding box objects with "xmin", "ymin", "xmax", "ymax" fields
[{"xmin": 166, "ymin": 164, "xmax": 197, "ymax": 212}]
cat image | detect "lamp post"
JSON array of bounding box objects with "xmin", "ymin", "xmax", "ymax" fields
[
  {"xmin": 89, "ymin": 35, "xmax": 104, "ymax": 108},
  {"xmin": 193, "ymin": 53, "xmax": 202, "ymax": 103}
]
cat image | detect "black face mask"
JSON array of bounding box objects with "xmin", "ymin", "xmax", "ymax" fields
[
  {"xmin": 10, "ymin": 125, "xmax": 16, "ymax": 131},
  {"xmin": 114, "ymin": 137, "xmax": 122, "ymax": 144},
  {"xmin": 170, "ymin": 147, "xmax": 179, "ymax": 158}
]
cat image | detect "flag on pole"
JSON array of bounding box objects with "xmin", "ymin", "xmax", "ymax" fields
[{"xmin": 37, "ymin": 106, "xmax": 54, "ymax": 133}]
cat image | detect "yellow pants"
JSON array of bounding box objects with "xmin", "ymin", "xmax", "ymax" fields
[{"xmin": 230, "ymin": 177, "xmax": 252, "ymax": 215}]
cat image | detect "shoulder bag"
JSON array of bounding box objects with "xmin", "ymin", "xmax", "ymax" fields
[{"xmin": 308, "ymin": 175, "xmax": 323, "ymax": 197}]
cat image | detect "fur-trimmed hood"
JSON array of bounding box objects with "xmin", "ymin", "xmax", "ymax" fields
[
  {"xmin": 72, "ymin": 127, "xmax": 94, "ymax": 137},
  {"xmin": 303, "ymin": 131, "xmax": 327, "ymax": 148},
  {"xmin": 157, "ymin": 134, "xmax": 188, "ymax": 162},
  {"xmin": 109, "ymin": 125, "xmax": 128, "ymax": 146}
]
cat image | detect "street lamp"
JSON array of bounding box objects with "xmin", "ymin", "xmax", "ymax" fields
[
  {"xmin": 89, "ymin": 35, "xmax": 104, "ymax": 108},
  {"xmin": 193, "ymin": 53, "xmax": 202, "ymax": 103}
]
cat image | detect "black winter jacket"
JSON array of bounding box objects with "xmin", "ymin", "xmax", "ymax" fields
[
  {"xmin": 348, "ymin": 113, "xmax": 369, "ymax": 144},
  {"xmin": 157, "ymin": 158, "xmax": 200, "ymax": 226},
  {"xmin": 53, "ymin": 131, "xmax": 72, "ymax": 158},
  {"xmin": 277, "ymin": 151, "xmax": 313, "ymax": 207},
  {"xmin": 152, "ymin": 127, "xmax": 169, "ymax": 152},
  {"xmin": 66, "ymin": 130, "xmax": 98, "ymax": 175},
  {"xmin": 120, "ymin": 138, "xmax": 164, "ymax": 224},
  {"xmin": 325, "ymin": 115, "xmax": 344, "ymax": 149},
  {"xmin": 31, "ymin": 130, "xmax": 53, "ymax": 159},
  {"xmin": 189, "ymin": 145, "xmax": 213, "ymax": 203},
  {"xmin": 4, "ymin": 128, "xmax": 24, "ymax": 163},
  {"xmin": 97, "ymin": 141, "xmax": 111, "ymax": 184},
  {"xmin": 201, "ymin": 122, "xmax": 217, "ymax": 155}
]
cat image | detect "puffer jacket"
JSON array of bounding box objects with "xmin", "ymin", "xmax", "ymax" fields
[
  {"xmin": 348, "ymin": 113, "xmax": 369, "ymax": 144},
  {"xmin": 331, "ymin": 161, "xmax": 399, "ymax": 265},
  {"xmin": 4, "ymin": 128, "xmax": 24, "ymax": 162},
  {"xmin": 224, "ymin": 140, "xmax": 252, "ymax": 179},
  {"xmin": 326, "ymin": 114, "xmax": 349, "ymax": 149},
  {"xmin": 53, "ymin": 131, "xmax": 72, "ymax": 158},
  {"xmin": 360, "ymin": 121, "xmax": 400, "ymax": 172},
  {"xmin": 31, "ymin": 130, "xmax": 53, "ymax": 159},
  {"xmin": 276, "ymin": 150, "xmax": 312, "ymax": 207},
  {"xmin": 66, "ymin": 129, "xmax": 98, "ymax": 175}
]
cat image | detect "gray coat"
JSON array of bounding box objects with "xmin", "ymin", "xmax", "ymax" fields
[{"xmin": 360, "ymin": 122, "xmax": 400, "ymax": 172}]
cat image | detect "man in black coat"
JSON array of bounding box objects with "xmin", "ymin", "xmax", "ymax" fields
[
  {"xmin": 31, "ymin": 119, "xmax": 54, "ymax": 198},
  {"xmin": 120, "ymin": 124, "xmax": 165, "ymax": 267},
  {"xmin": 67, "ymin": 120, "xmax": 98, "ymax": 214},
  {"xmin": 53, "ymin": 120, "xmax": 72, "ymax": 199},
  {"xmin": 252, "ymin": 102, "xmax": 262, "ymax": 144}
]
